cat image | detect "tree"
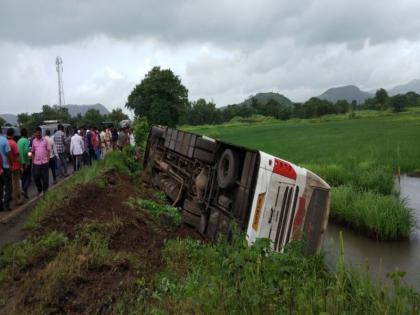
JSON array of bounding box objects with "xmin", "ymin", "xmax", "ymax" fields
[
  {"xmin": 0, "ymin": 117, "xmax": 6, "ymax": 126},
  {"xmin": 389, "ymin": 94, "xmax": 407, "ymax": 112},
  {"xmin": 404, "ymin": 92, "xmax": 420, "ymax": 107},
  {"xmin": 82, "ymin": 109, "xmax": 104, "ymax": 128},
  {"xmin": 107, "ymin": 108, "xmax": 129, "ymax": 124},
  {"xmin": 187, "ymin": 99, "xmax": 221, "ymax": 125},
  {"xmin": 375, "ymin": 88, "xmax": 389, "ymax": 110},
  {"xmin": 222, "ymin": 104, "xmax": 241, "ymax": 121},
  {"xmin": 335, "ymin": 100, "xmax": 350, "ymax": 114},
  {"xmin": 301, "ymin": 98, "xmax": 335, "ymax": 118},
  {"xmin": 126, "ymin": 67, "xmax": 188, "ymax": 127}
]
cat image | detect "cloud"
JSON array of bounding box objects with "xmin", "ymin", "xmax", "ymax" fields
[
  {"xmin": 2, "ymin": 0, "xmax": 420, "ymax": 47},
  {"xmin": 1, "ymin": 1, "xmax": 420, "ymax": 113}
]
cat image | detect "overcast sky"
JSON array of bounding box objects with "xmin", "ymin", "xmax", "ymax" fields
[{"xmin": 1, "ymin": 0, "xmax": 420, "ymax": 114}]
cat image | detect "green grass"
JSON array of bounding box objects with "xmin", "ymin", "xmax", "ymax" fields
[
  {"xmin": 149, "ymin": 234, "xmax": 420, "ymax": 314},
  {"xmin": 133, "ymin": 198, "xmax": 182, "ymax": 229},
  {"xmin": 0, "ymin": 231, "xmax": 67, "ymax": 282},
  {"xmin": 331, "ymin": 186, "xmax": 413, "ymax": 240},
  {"xmin": 184, "ymin": 109, "xmax": 420, "ymax": 239}
]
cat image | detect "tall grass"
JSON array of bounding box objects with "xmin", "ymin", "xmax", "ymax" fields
[
  {"xmin": 150, "ymin": 236, "xmax": 420, "ymax": 314},
  {"xmin": 331, "ymin": 186, "xmax": 414, "ymax": 240}
]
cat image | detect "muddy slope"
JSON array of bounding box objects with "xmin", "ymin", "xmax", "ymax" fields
[{"xmin": 0, "ymin": 170, "xmax": 201, "ymax": 315}]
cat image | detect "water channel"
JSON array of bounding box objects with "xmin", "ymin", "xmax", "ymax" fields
[{"xmin": 323, "ymin": 175, "xmax": 420, "ymax": 290}]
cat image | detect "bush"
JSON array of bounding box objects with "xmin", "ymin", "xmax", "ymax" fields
[
  {"xmin": 133, "ymin": 117, "xmax": 149, "ymax": 149},
  {"xmin": 136, "ymin": 199, "xmax": 182, "ymax": 229},
  {"xmin": 331, "ymin": 186, "xmax": 413, "ymax": 240},
  {"xmin": 150, "ymin": 236, "xmax": 420, "ymax": 314}
]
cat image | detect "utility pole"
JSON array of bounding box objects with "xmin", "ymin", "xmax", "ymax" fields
[{"xmin": 56, "ymin": 56, "xmax": 65, "ymax": 106}]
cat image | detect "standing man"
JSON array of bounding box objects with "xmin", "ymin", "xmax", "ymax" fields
[
  {"xmin": 70, "ymin": 130, "xmax": 84, "ymax": 171},
  {"xmin": 80, "ymin": 127, "xmax": 89, "ymax": 166},
  {"xmin": 129, "ymin": 128, "xmax": 135, "ymax": 147},
  {"xmin": 53, "ymin": 124, "xmax": 68, "ymax": 177},
  {"xmin": 18, "ymin": 128, "xmax": 30, "ymax": 199},
  {"xmin": 94, "ymin": 127, "xmax": 101, "ymax": 160},
  {"xmin": 86, "ymin": 126, "xmax": 95, "ymax": 163},
  {"xmin": 32, "ymin": 127, "xmax": 50, "ymax": 196},
  {"xmin": 45, "ymin": 130, "xmax": 58, "ymax": 184},
  {"xmin": 100, "ymin": 127, "xmax": 107, "ymax": 158},
  {"xmin": 111, "ymin": 127, "xmax": 118, "ymax": 150},
  {"xmin": 0, "ymin": 128, "xmax": 12, "ymax": 211},
  {"xmin": 7, "ymin": 128, "xmax": 22, "ymax": 207}
]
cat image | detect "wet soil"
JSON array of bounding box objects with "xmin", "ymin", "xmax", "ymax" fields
[{"xmin": 0, "ymin": 170, "xmax": 202, "ymax": 314}]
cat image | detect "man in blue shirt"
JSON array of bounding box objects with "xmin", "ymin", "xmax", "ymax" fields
[{"xmin": 0, "ymin": 128, "xmax": 12, "ymax": 211}]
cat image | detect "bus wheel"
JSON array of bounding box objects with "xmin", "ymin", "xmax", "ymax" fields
[{"xmin": 217, "ymin": 149, "xmax": 239, "ymax": 189}]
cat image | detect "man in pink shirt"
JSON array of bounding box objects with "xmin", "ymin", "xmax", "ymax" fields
[{"xmin": 31, "ymin": 127, "xmax": 50, "ymax": 195}]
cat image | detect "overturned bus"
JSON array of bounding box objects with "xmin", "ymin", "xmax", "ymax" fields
[{"xmin": 143, "ymin": 125, "xmax": 330, "ymax": 255}]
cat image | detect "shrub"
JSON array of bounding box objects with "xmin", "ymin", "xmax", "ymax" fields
[
  {"xmin": 150, "ymin": 236, "xmax": 420, "ymax": 314},
  {"xmin": 331, "ymin": 186, "xmax": 413, "ymax": 240},
  {"xmin": 136, "ymin": 199, "xmax": 182, "ymax": 229},
  {"xmin": 133, "ymin": 117, "xmax": 149, "ymax": 149}
]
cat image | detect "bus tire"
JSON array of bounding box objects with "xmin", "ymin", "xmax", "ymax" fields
[{"xmin": 217, "ymin": 149, "xmax": 239, "ymax": 189}]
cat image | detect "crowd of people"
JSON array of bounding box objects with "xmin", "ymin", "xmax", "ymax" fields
[{"xmin": 0, "ymin": 124, "xmax": 134, "ymax": 212}]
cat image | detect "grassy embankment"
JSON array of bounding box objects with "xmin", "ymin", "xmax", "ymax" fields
[
  {"xmin": 0, "ymin": 150, "xmax": 418, "ymax": 314},
  {"xmin": 183, "ymin": 109, "xmax": 420, "ymax": 240}
]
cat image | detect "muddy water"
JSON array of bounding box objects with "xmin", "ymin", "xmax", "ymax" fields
[{"xmin": 323, "ymin": 175, "xmax": 420, "ymax": 290}]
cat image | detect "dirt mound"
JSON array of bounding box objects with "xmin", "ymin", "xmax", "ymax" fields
[
  {"xmin": 1, "ymin": 170, "xmax": 202, "ymax": 314},
  {"xmin": 39, "ymin": 170, "xmax": 135, "ymax": 237}
]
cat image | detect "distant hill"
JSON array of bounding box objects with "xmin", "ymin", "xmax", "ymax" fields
[
  {"xmin": 64, "ymin": 104, "xmax": 109, "ymax": 117},
  {"xmin": 388, "ymin": 79, "xmax": 420, "ymax": 96},
  {"xmin": 0, "ymin": 113, "xmax": 18, "ymax": 125},
  {"xmin": 319, "ymin": 85, "xmax": 372, "ymax": 104},
  {"xmin": 240, "ymin": 92, "xmax": 294, "ymax": 107}
]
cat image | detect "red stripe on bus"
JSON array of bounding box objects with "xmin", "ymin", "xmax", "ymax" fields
[{"xmin": 273, "ymin": 159, "xmax": 297, "ymax": 180}]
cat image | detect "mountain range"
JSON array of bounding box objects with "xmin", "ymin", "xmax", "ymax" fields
[
  {"xmin": 65, "ymin": 103, "xmax": 109, "ymax": 117},
  {"xmin": 388, "ymin": 79, "xmax": 420, "ymax": 96},
  {"xmin": 2, "ymin": 80, "xmax": 420, "ymax": 125},
  {"xmin": 318, "ymin": 85, "xmax": 373, "ymax": 104},
  {"xmin": 240, "ymin": 92, "xmax": 293, "ymax": 107},
  {"xmin": 318, "ymin": 79, "xmax": 420, "ymax": 104},
  {"xmin": 231, "ymin": 79, "xmax": 420, "ymax": 109}
]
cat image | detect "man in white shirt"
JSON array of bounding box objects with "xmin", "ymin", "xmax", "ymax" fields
[
  {"xmin": 45, "ymin": 129, "xmax": 59, "ymax": 184},
  {"xmin": 70, "ymin": 131, "xmax": 84, "ymax": 171}
]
